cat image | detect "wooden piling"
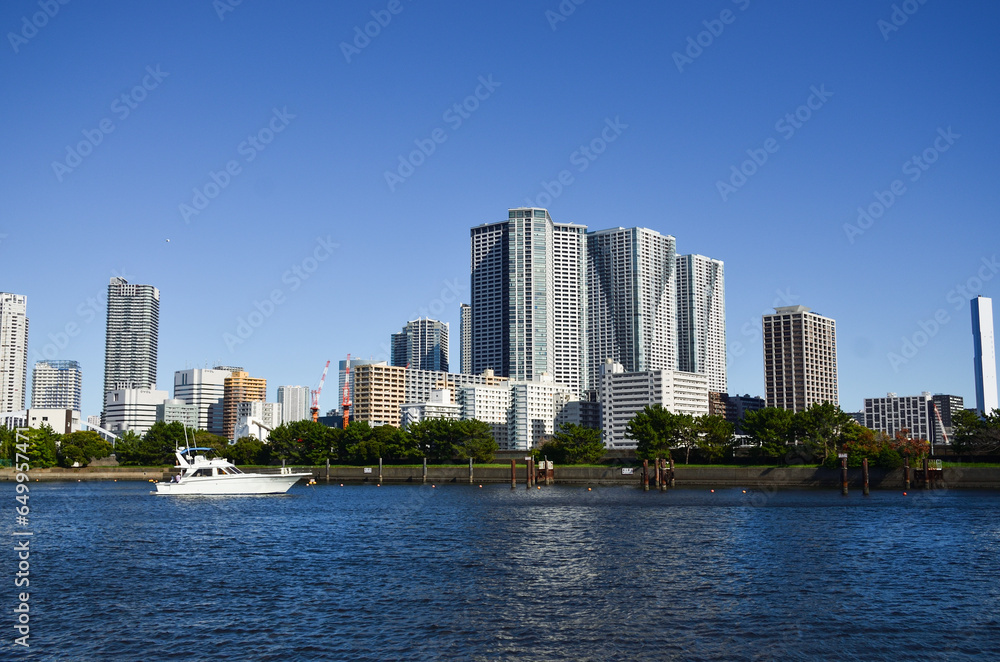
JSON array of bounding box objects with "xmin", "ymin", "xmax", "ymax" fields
[
  {"xmin": 655, "ymin": 457, "xmax": 661, "ymax": 490},
  {"xmin": 923, "ymin": 457, "xmax": 930, "ymax": 489},
  {"xmin": 643, "ymin": 459, "xmax": 649, "ymax": 491},
  {"xmin": 903, "ymin": 456, "xmax": 910, "ymax": 490},
  {"xmin": 526, "ymin": 459, "xmax": 532, "ymax": 489},
  {"xmin": 669, "ymin": 458, "xmax": 675, "ymax": 488},
  {"xmin": 378, "ymin": 457, "xmax": 383, "ymax": 483},
  {"xmin": 510, "ymin": 459, "xmax": 516, "ymax": 488},
  {"xmin": 422, "ymin": 457, "xmax": 427, "ymax": 484},
  {"xmin": 326, "ymin": 458, "xmax": 330, "ymax": 482},
  {"xmin": 469, "ymin": 458, "xmax": 474, "ymax": 484},
  {"xmin": 841, "ymin": 457, "xmax": 848, "ymax": 496},
  {"xmin": 862, "ymin": 458, "xmax": 870, "ymax": 496}
]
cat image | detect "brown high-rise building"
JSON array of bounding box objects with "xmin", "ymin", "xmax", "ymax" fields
[
  {"xmin": 763, "ymin": 305, "xmax": 838, "ymax": 412},
  {"xmin": 222, "ymin": 370, "xmax": 266, "ymax": 439}
]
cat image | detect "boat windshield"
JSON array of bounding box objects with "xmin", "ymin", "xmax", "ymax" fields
[{"xmin": 222, "ymin": 465, "xmax": 244, "ymax": 475}]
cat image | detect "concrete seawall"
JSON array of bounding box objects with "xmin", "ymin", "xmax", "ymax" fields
[{"xmin": 4, "ymin": 465, "xmax": 1000, "ymax": 489}]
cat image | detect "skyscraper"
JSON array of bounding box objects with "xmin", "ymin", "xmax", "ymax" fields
[
  {"xmin": 762, "ymin": 305, "xmax": 838, "ymax": 412},
  {"xmin": 277, "ymin": 385, "xmax": 310, "ymax": 424},
  {"xmin": 459, "ymin": 303, "xmax": 472, "ymax": 374},
  {"xmin": 103, "ymin": 277, "xmax": 159, "ymax": 395},
  {"xmin": 552, "ymin": 222, "xmax": 587, "ymax": 395},
  {"xmin": 676, "ymin": 254, "xmax": 727, "ymax": 393},
  {"xmin": 470, "ymin": 219, "xmax": 510, "ymax": 377},
  {"xmin": 31, "ymin": 360, "xmax": 82, "ymax": 411},
  {"xmin": 972, "ymin": 295, "xmax": 998, "ymax": 415},
  {"xmin": 0, "ymin": 292, "xmax": 28, "ymax": 413},
  {"xmin": 586, "ymin": 226, "xmax": 677, "ymax": 390},
  {"xmin": 391, "ymin": 318, "xmax": 449, "ymax": 372},
  {"xmin": 507, "ymin": 208, "xmax": 555, "ymax": 383}
]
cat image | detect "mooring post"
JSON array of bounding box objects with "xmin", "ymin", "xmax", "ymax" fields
[
  {"xmin": 378, "ymin": 457, "xmax": 383, "ymax": 484},
  {"xmin": 423, "ymin": 457, "xmax": 428, "ymax": 484},
  {"xmin": 661, "ymin": 459, "xmax": 668, "ymax": 491},
  {"xmin": 903, "ymin": 456, "xmax": 910, "ymax": 490},
  {"xmin": 669, "ymin": 458, "xmax": 675, "ymax": 488},
  {"xmin": 511, "ymin": 459, "xmax": 516, "ymax": 489},
  {"xmin": 923, "ymin": 457, "xmax": 930, "ymax": 489},
  {"xmin": 862, "ymin": 458, "xmax": 870, "ymax": 496},
  {"xmin": 326, "ymin": 457, "xmax": 330, "ymax": 482},
  {"xmin": 643, "ymin": 459, "xmax": 649, "ymax": 491},
  {"xmin": 841, "ymin": 457, "xmax": 848, "ymax": 496},
  {"xmin": 526, "ymin": 459, "xmax": 532, "ymax": 489},
  {"xmin": 469, "ymin": 458, "xmax": 474, "ymax": 484},
  {"xmin": 549, "ymin": 461, "xmax": 555, "ymax": 486},
  {"xmin": 655, "ymin": 457, "xmax": 661, "ymax": 490}
]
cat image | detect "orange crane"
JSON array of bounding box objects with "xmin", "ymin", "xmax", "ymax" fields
[
  {"xmin": 342, "ymin": 353, "xmax": 352, "ymax": 429},
  {"xmin": 310, "ymin": 360, "xmax": 331, "ymax": 423}
]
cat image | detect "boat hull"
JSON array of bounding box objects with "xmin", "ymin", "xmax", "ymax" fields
[{"xmin": 154, "ymin": 472, "xmax": 310, "ymax": 495}]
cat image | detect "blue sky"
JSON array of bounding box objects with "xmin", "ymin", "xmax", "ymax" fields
[{"xmin": 2, "ymin": 0, "xmax": 998, "ymax": 419}]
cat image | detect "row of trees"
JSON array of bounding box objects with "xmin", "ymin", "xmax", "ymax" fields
[
  {"xmin": 1, "ymin": 418, "xmax": 501, "ymax": 469},
  {"xmin": 624, "ymin": 402, "xmax": 947, "ymax": 468}
]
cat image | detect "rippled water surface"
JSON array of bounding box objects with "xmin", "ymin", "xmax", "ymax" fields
[{"xmin": 14, "ymin": 482, "xmax": 1000, "ymax": 660}]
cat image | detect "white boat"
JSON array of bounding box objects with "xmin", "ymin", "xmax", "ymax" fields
[{"xmin": 153, "ymin": 447, "xmax": 311, "ymax": 495}]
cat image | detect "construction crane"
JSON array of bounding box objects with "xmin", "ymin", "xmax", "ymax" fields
[
  {"xmin": 310, "ymin": 360, "xmax": 331, "ymax": 423},
  {"xmin": 342, "ymin": 353, "xmax": 352, "ymax": 429},
  {"xmin": 931, "ymin": 401, "xmax": 948, "ymax": 453}
]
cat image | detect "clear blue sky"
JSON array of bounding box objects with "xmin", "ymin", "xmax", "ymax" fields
[{"xmin": 2, "ymin": 0, "xmax": 998, "ymax": 419}]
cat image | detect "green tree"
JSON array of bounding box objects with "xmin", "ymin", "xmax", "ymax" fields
[
  {"xmin": 57, "ymin": 431, "xmax": 113, "ymax": 468},
  {"xmin": 18, "ymin": 426, "xmax": 59, "ymax": 468},
  {"xmin": 536, "ymin": 423, "xmax": 605, "ymax": 464},
  {"xmin": 794, "ymin": 402, "xmax": 853, "ymax": 464},
  {"xmin": 952, "ymin": 408, "xmax": 1000, "ymax": 454},
  {"xmin": 114, "ymin": 423, "xmax": 182, "ymax": 466},
  {"xmin": 455, "ymin": 419, "xmax": 498, "ymax": 463},
  {"xmin": 695, "ymin": 415, "xmax": 735, "ymax": 464},
  {"xmin": 268, "ymin": 420, "xmax": 338, "ymax": 465},
  {"xmin": 226, "ymin": 437, "xmax": 269, "ymax": 465},
  {"xmin": 626, "ymin": 405, "xmax": 695, "ymax": 462},
  {"xmin": 741, "ymin": 407, "xmax": 795, "ymax": 460}
]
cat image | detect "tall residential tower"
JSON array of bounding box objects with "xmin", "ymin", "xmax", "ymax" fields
[
  {"xmin": 31, "ymin": 360, "xmax": 82, "ymax": 411},
  {"xmin": 0, "ymin": 292, "xmax": 28, "ymax": 413},
  {"xmin": 676, "ymin": 254, "xmax": 727, "ymax": 393},
  {"xmin": 762, "ymin": 305, "xmax": 838, "ymax": 412},
  {"xmin": 391, "ymin": 318, "xmax": 449, "ymax": 372},
  {"xmin": 103, "ymin": 277, "xmax": 159, "ymax": 395}
]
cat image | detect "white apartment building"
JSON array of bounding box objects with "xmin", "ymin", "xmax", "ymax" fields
[
  {"xmin": 31, "ymin": 359, "xmax": 82, "ymax": 411},
  {"xmin": 104, "ymin": 278, "xmax": 159, "ymax": 396},
  {"xmin": 459, "ymin": 383, "xmax": 512, "ymax": 448},
  {"xmin": 676, "ymin": 254, "xmax": 727, "ymax": 393},
  {"xmin": 459, "ymin": 303, "xmax": 472, "ymax": 374},
  {"xmin": 0, "ymin": 292, "xmax": 29, "ymax": 413},
  {"xmin": 508, "ymin": 373, "xmax": 576, "ymax": 451},
  {"xmin": 156, "ymin": 398, "xmax": 198, "ymax": 428},
  {"xmin": 277, "ymin": 385, "xmax": 310, "ymax": 424},
  {"xmin": 104, "ymin": 387, "xmax": 169, "ymax": 436},
  {"xmin": 26, "ymin": 408, "xmax": 81, "ymax": 434},
  {"xmin": 400, "ymin": 388, "xmax": 462, "ymax": 427},
  {"xmin": 235, "ymin": 401, "xmax": 282, "ymax": 441},
  {"xmin": 598, "ymin": 360, "xmax": 710, "ymax": 449},
  {"xmin": 864, "ymin": 392, "xmax": 933, "ymax": 443},
  {"xmin": 174, "ymin": 368, "xmax": 232, "ymax": 435},
  {"xmin": 972, "ymin": 296, "xmax": 998, "ymax": 415}
]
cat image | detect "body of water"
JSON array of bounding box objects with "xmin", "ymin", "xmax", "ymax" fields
[{"xmin": 10, "ymin": 482, "xmax": 1000, "ymax": 660}]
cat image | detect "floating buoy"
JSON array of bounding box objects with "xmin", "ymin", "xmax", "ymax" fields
[
  {"xmin": 479, "ymin": 484, "xmax": 482, "ymax": 488},
  {"xmin": 742, "ymin": 490, "xmax": 746, "ymax": 493},
  {"xmin": 537, "ymin": 486, "xmax": 541, "ymax": 490},
  {"xmin": 432, "ymin": 485, "xmax": 436, "ymax": 488},
  {"xmin": 588, "ymin": 488, "xmax": 592, "ymax": 491},
  {"xmin": 903, "ymin": 492, "xmax": 908, "ymax": 496},
  {"xmin": 710, "ymin": 489, "xmax": 714, "ymax": 493}
]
